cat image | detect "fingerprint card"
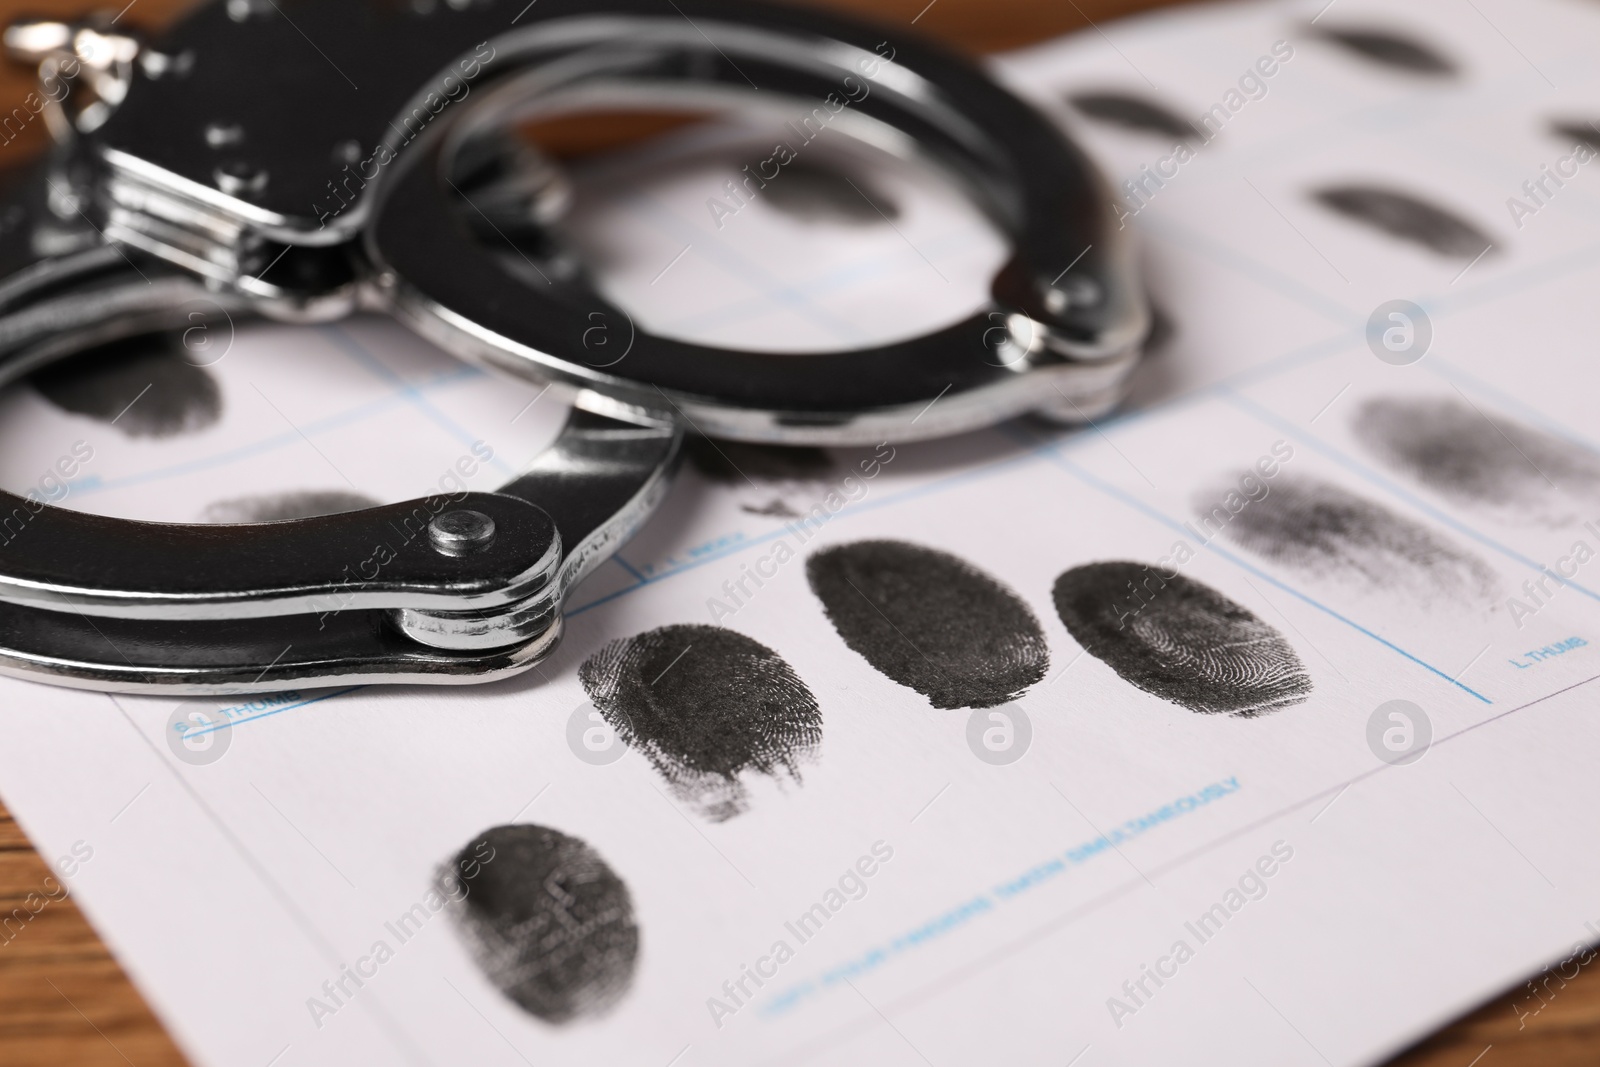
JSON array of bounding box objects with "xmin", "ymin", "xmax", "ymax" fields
[{"xmin": 2, "ymin": 0, "xmax": 1600, "ymax": 1066}]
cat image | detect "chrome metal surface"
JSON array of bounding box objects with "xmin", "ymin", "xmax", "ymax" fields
[
  {"xmin": 428, "ymin": 510, "xmax": 498, "ymax": 557},
  {"xmin": 0, "ymin": 149, "xmax": 678, "ymax": 693},
  {"xmin": 0, "ymin": 606, "xmax": 566, "ymax": 695},
  {"xmin": 378, "ymin": 69, "xmax": 1145, "ymax": 443},
  {"xmin": 70, "ymin": 0, "xmax": 1146, "ymax": 442}
]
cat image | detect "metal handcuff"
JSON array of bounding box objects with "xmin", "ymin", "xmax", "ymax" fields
[{"xmin": 0, "ymin": 0, "xmax": 1147, "ymax": 694}]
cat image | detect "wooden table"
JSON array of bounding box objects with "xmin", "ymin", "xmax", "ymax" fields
[{"xmin": 2, "ymin": 0, "xmax": 1598, "ymax": 1063}]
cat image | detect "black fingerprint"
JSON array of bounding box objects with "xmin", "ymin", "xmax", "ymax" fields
[
  {"xmin": 1353, "ymin": 395, "xmax": 1600, "ymax": 527},
  {"xmin": 1067, "ymin": 91, "xmax": 1198, "ymax": 141},
  {"xmin": 1052, "ymin": 562, "xmax": 1310, "ymax": 717},
  {"xmin": 1202, "ymin": 472, "xmax": 1497, "ymax": 607},
  {"xmin": 755, "ymin": 159, "xmax": 897, "ymax": 225},
  {"xmin": 579, "ymin": 625, "xmax": 820, "ymax": 821},
  {"xmin": 1311, "ymin": 26, "xmax": 1457, "ymax": 76},
  {"xmin": 200, "ymin": 490, "xmax": 380, "ymax": 523},
  {"xmin": 1311, "ymin": 185, "xmax": 1495, "ymax": 260},
  {"xmin": 1550, "ymin": 120, "xmax": 1600, "ymax": 153},
  {"xmin": 442, "ymin": 825, "xmax": 637, "ymax": 1024},
  {"xmin": 806, "ymin": 540, "xmax": 1049, "ymax": 710},
  {"xmin": 29, "ymin": 334, "xmax": 222, "ymax": 438}
]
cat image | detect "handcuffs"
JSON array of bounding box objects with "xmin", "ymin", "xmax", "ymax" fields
[{"xmin": 0, "ymin": 0, "xmax": 1147, "ymax": 694}]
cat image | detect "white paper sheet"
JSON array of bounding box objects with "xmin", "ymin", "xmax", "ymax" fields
[{"xmin": 5, "ymin": 0, "xmax": 1600, "ymax": 1064}]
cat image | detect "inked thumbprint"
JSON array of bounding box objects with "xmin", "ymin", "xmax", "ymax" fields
[
  {"xmin": 1353, "ymin": 395, "xmax": 1600, "ymax": 527},
  {"xmin": 1552, "ymin": 120, "xmax": 1600, "ymax": 153},
  {"xmin": 30, "ymin": 334, "xmax": 222, "ymax": 438},
  {"xmin": 441, "ymin": 824, "xmax": 638, "ymax": 1024},
  {"xmin": 1052, "ymin": 562, "xmax": 1311, "ymax": 717},
  {"xmin": 1310, "ymin": 185, "xmax": 1495, "ymax": 260},
  {"xmin": 1310, "ymin": 25, "xmax": 1457, "ymax": 76},
  {"xmin": 579, "ymin": 625, "xmax": 821, "ymax": 821},
  {"xmin": 1201, "ymin": 472, "xmax": 1498, "ymax": 608},
  {"xmin": 1067, "ymin": 90, "xmax": 1199, "ymax": 142},
  {"xmin": 806, "ymin": 540, "xmax": 1049, "ymax": 710}
]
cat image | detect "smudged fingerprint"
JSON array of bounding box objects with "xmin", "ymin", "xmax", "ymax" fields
[
  {"xmin": 806, "ymin": 540, "xmax": 1049, "ymax": 710},
  {"xmin": 200, "ymin": 490, "xmax": 380, "ymax": 523},
  {"xmin": 29, "ymin": 334, "xmax": 222, "ymax": 438},
  {"xmin": 686, "ymin": 437, "xmax": 835, "ymax": 519},
  {"xmin": 752, "ymin": 159, "xmax": 897, "ymax": 226},
  {"xmin": 1550, "ymin": 120, "xmax": 1600, "ymax": 153},
  {"xmin": 1311, "ymin": 26, "xmax": 1457, "ymax": 76},
  {"xmin": 1052, "ymin": 562, "xmax": 1310, "ymax": 716},
  {"xmin": 441, "ymin": 825, "xmax": 638, "ymax": 1024},
  {"xmin": 1200, "ymin": 472, "xmax": 1498, "ymax": 608},
  {"xmin": 1353, "ymin": 395, "xmax": 1600, "ymax": 526},
  {"xmin": 579, "ymin": 625, "xmax": 820, "ymax": 821},
  {"xmin": 1311, "ymin": 185, "xmax": 1495, "ymax": 260},
  {"xmin": 1067, "ymin": 91, "xmax": 1198, "ymax": 142}
]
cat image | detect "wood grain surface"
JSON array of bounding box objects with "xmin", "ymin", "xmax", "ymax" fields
[{"xmin": 1, "ymin": 0, "xmax": 1596, "ymax": 1064}]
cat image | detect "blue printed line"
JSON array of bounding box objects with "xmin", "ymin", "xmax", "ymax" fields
[
  {"xmin": 610, "ymin": 554, "xmax": 649, "ymax": 584},
  {"xmin": 318, "ymin": 323, "xmax": 516, "ymax": 478},
  {"xmin": 1213, "ymin": 327, "xmax": 1365, "ymax": 394},
  {"xmin": 1427, "ymin": 235, "xmax": 1600, "ymax": 320},
  {"xmin": 1425, "ymin": 360, "xmax": 1600, "ymax": 460},
  {"xmin": 183, "ymin": 687, "xmax": 365, "ymax": 738},
  {"xmin": 1021, "ymin": 429, "xmax": 1493, "ymax": 704},
  {"xmin": 1138, "ymin": 215, "xmax": 1362, "ymax": 327},
  {"xmin": 1221, "ymin": 387, "xmax": 1600, "ymax": 607},
  {"xmin": 758, "ymin": 775, "xmax": 1244, "ymax": 1018}
]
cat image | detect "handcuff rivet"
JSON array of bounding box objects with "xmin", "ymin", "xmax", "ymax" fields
[{"xmin": 429, "ymin": 510, "xmax": 495, "ymax": 556}]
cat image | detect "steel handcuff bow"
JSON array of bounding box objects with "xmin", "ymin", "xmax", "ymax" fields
[{"xmin": 0, "ymin": 0, "xmax": 1147, "ymax": 693}]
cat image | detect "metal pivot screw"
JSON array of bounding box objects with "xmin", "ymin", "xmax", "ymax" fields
[{"xmin": 429, "ymin": 510, "xmax": 496, "ymax": 556}]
